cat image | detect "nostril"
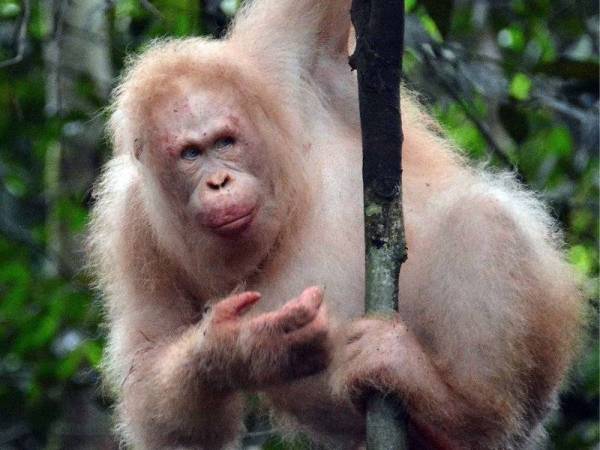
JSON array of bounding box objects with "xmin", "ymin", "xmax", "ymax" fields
[
  {"xmin": 207, "ymin": 173, "xmax": 231, "ymax": 190},
  {"xmin": 220, "ymin": 174, "xmax": 231, "ymax": 188}
]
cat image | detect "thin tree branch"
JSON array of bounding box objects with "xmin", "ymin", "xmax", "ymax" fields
[
  {"xmin": 418, "ymin": 45, "xmax": 526, "ymax": 179},
  {"xmin": 350, "ymin": 0, "xmax": 409, "ymax": 448},
  {"xmin": 0, "ymin": 0, "xmax": 31, "ymax": 69},
  {"xmin": 433, "ymin": 67, "xmax": 518, "ymax": 170},
  {"xmin": 140, "ymin": 0, "xmax": 164, "ymax": 20}
]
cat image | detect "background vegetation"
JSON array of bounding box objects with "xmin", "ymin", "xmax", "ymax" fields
[{"xmin": 0, "ymin": 0, "xmax": 597, "ymax": 448}]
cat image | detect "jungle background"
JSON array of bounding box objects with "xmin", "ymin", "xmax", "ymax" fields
[{"xmin": 0, "ymin": 0, "xmax": 598, "ymax": 449}]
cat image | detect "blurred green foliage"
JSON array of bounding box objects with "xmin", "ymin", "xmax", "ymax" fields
[{"xmin": 0, "ymin": 0, "xmax": 597, "ymax": 448}]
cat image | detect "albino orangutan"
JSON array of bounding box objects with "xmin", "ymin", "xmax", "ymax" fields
[{"xmin": 88, "ymin": 0, "xmax": 583, "ymax": 448}]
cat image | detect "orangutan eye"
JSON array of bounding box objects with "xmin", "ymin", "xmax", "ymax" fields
[
  {"xmin": 181, "ymin": 145, "xmax": 202, "ymax": 160},
  {"xmin": 214, "ymin": 136, "xmax": 236, "ymax": 150}
]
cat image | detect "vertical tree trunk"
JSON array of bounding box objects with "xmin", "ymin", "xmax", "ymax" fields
[
  {"xmin": 41, "ymin": 2, "xmax": 116, "ymax": 448},
  {"xmin": 350, "ymin": 0, "xmax": 409, "ymax": 448},
  {"xmin": 42, "ymin": 0, "xmax": 112, "ymax": 276}
]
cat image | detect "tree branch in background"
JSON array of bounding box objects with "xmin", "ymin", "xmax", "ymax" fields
[
  {"xmin": 350, "ymin": 0, "xmax": 409, "ymax": 448},
  {"xmin": 433, "ymin": 66, "xmax": 518, "ymax": 172},
  {"xmin": 139, "ymin": 0, "xmax": 164, "ymax": 20},
  {"xmin": 0, "ymin": 0, "xmax": 30, "ymax": 69},
  {"xmin": 418, "ymin": 45, "xmax": 524, "ymax": 178}
]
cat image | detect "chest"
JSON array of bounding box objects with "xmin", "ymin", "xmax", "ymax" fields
[{"xmin": 248, "ymin": 134, "xmax": 367, "ymax": 320}]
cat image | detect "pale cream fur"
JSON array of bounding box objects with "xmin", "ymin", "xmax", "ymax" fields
[{"xmin": 87, "ymin": 0, "xmax": 583, "ymax": 449}]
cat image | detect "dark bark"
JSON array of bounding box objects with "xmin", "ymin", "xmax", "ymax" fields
[{"xmin": 350, "ymin": 0, "xmax": 409, "ymax": 448}]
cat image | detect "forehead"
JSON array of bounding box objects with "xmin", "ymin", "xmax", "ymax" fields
[
  {"xmin": 162, "ymin": 84, "xmax": 234, "ymax": 117},
  {"xmin": 145, "ymin": 81, "xmax": 242, "ymax": 133}
]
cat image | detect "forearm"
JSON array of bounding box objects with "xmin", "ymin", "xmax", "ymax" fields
[{"xmin": 118, "ymin": 325, "xmax": 244, "ymax": 449}]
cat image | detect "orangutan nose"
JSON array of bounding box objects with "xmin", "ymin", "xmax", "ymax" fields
[{"xmin": 207, "ymin": 171, "xmax": 232, "ymax": 190}]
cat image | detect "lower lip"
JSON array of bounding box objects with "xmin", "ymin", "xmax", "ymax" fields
[{"xmin": 212, "ymin": 209, "xmax": 256, "ymax": 238}]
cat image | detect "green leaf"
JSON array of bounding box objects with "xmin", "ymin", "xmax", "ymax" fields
[
  {"xmin": 4, "ymin": 173, "xmax": 27, "ymax": 197},
  {"xmin": 569, "ymin": 245, "xmax": 593, "ymax": 275},
  {"xmin": 0, "ymin": 261, "xmax": 31, "ymax": 322},
  {"xmin": 545, "ymin": 127, "xmax": 573, "ymax": 158},
  {"xmin": 57, "ymin": 199, "xmax": 89, "ymax": 233},
  {"xmin": 531, "ymin": 22, "xmax": 557, "ymax": 63},
  {"xmin": 0, "ymin": 2, "xmax": 20, "ymax": 18},
  {"xmin": 15, "ymin": 314, "xmax": 60, "ymax": 352},
  {"xmin": 497, "ymin": 26, "xmax": 526, "ymax": 52},
  {"xmin": 82, "ymin": 341, "xmax": 103, "ymax": 367},
  {"xmin": 434, "ymin": 102, "xmax": 487, "ymax": 158},
  {"xmin": 56, "ymin": 350, "xmax": 84, "ymax": 380},
  {"xmin": 581, "ymin": 347, "xmax": 600, "ymax": 396},
  {"xmin": 570, "ymin": 210, "xmax": 593, "ymax": 235},
  {"xmin": 509, "ymin": 73, "xmax": 532, "ymax": 100},
  {"xmin": 419, "ymin": 13, "xmax": 443, "ymax": 43}
]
